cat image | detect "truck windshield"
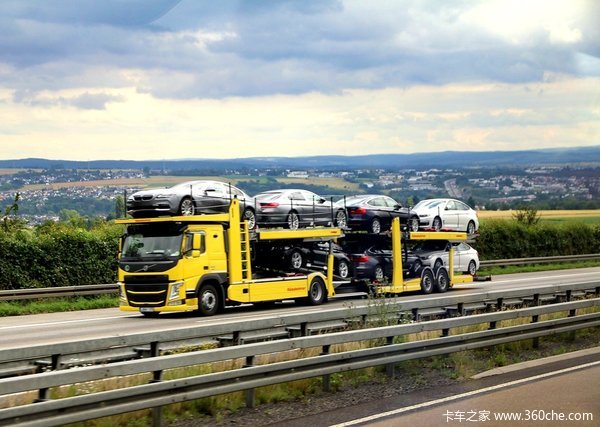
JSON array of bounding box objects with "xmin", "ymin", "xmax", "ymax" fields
[{"xmin": 121, "ymin": 224, "xmax": 183, "ymax": 260}]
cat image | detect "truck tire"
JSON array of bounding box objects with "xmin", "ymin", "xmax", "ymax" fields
[
  {"xmin": 420, "ymin": 268, "xmax": 434, "ymax": 294},
  {"xmin": 197, "ymin": 283, "xmax": 220, "ymax": 316},
  {"xmin": 306, "ymin": 276, "xmax": 326, "ymax": 305},
  {"xmin": 435, "ymin": 267, "xmax": 450, "ymax": 293}
]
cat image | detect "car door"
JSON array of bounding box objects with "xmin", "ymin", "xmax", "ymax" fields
[
  {"xmin": 454, "ymin": 201, "xmax": 471, "ymax": 231},
  {"xmin": 288, "ymin": 191, "xmax": 310, "ymax": 224},
  {"xmin": 442, "ymin": 200, "xmax": 460, "ymax": 230},
  {"xmin": 304, "ymin": 191, "xmax": 331, "ymax": 225},
  {"xmin": 200, "ymin": 182, "xmax": 228, "ymax": 213},
  {"xmin": 367, "ymin": 196, "xmax": 390, "ymax": 225}
]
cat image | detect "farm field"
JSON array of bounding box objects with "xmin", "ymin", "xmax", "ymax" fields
[
  {"xmin": 21, "ymin": 175, "xmax": 361, "ymax": 192},
  {"xmin": 478, "ymin": 209, "xmax": 600, "ymax": 224}
]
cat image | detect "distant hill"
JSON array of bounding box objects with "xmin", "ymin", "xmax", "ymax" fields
[{"xmin": 1, "ymin": 146, "xmax": 598, "ymax": 170}]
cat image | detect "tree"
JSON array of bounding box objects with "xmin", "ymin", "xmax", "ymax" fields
[
  {"xmin": 512, "ymin": 206, "xmax": 541, "ymax": 226},
  {"xmin": 2, "ymin": 193, "xmax": 27, "ymax": 233}
]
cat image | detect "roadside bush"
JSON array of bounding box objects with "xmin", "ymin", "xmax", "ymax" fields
[
  {"xmin": 0, "ymin": 227, "xmax": 119, "ymax": 290},
  {"xmin": 473, "ymin": 220, "xmax": 600, "ymax": 260}
]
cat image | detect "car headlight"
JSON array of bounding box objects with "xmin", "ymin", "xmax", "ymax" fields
[
  {"xmin": 169, "ymin": 281, "xmax": 184, "ymax": 300},
  {"xmin": 156, "ymin": 193, "xmax": 175, "ymax": 199},
  {"xmin": 419, "ymin": 214, "xmax": 430, "ymax": 218}
]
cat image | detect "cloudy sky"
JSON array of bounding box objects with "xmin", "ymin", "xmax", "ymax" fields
[{"xmin": 0, "ymin": 0, "xmax": 598, "ymax": 161}]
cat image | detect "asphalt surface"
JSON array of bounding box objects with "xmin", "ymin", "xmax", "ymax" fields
[
  {"xmin": 1, "ymin": 267, "xmax": 598, "ymax": 349},
  {"xmin": 273, "ymin": 348, "xmax": 600, "ymax": 427}
]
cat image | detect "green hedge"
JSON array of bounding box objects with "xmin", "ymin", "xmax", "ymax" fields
[
  {"xmin": 0, "ymin": 229, "xmax": 118, "ymax": 290},
  {"xmin": 0, "ymin": 220, "xmax": 598, "ymax": 290},
  {"xmin": 473, "ymin": 220, "xmax": 600, "ymax": 260}
]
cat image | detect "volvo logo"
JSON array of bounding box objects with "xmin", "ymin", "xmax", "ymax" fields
[{"xmin": 124, "ymin": 265, "xmax": 130, "ymax": 272}]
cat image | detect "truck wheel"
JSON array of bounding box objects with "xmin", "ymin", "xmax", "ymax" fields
[
  {"xmin": 197, "ymin": 283, "xmax": 220, "ymax": 316},
  {"xmin": 306, "ymin": 277, "xmax": 326, "ymax": 305},
  {"xmin": 420, "ymin": 268, "xmax": 434, "ymax": 294},
  {"xmin": 435, "ymin": 268, "xmax": 450, "ymax": 293}
]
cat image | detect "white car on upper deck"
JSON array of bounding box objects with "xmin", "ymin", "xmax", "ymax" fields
[{"xmin": 413, "ymin": 198, "xmax": 479, "ymax": 234}]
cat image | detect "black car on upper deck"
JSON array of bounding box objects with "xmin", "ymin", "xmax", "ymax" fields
[{"xmin": 336, "ymin": 195, "xmax": 419, "ymax": 234}]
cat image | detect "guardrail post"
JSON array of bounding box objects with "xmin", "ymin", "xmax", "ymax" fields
[
  {"xmin": 457, "ymin": 303, "xmax": 465, "ymax": 316},
  {"xmin": 411, "ymin": 308, "xmax": 419, "ymax": 321},
  {"xmin": 441, "ymin": 328, "xmax": 449, "ymax": 337},
  {"xmin": 385, "ymin": 336, "xmax": 395, "ymax": 377},
  {"xmin": 244, "ymin": 355, "xmax": 256, "ymax": 408},
  {"xmin": 300, "ymin": 322, "xmax": 309, "ymax": 336},
  {"xmin": 36, "ymin": 354, "xmax": 61, "ymax": 402},
  {"xmin": 321, "ymin": 345, "xmax": 331, "ymax": 392},
  {"xmin": 149, "ymin": 342, "xmax": 164, "ymax": 427},
  {"xmin": 532, "ymin": 294, "xmax": 540, "ymax": 348}
]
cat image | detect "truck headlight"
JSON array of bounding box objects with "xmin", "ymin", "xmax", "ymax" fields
[{"xmin": 169, "ymin": 281, "xmax": 184, "ymax": 300}]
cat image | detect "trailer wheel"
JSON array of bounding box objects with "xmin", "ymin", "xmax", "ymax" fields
[
  {"xmin": 420, "ymin": 268, "xmax": 434, "ymax": 294},
  {"xmin": 306, "ymin": 276, "xmax": 326, "ymax": 305},
  {"xmin": 197, "ymin": 283, "xmax": 220, "ymax": 316},
  {"xmin": 435, "ymin": 267, "xmax": 450, "ymax": 293}
]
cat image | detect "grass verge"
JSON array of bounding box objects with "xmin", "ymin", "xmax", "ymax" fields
[
  {"xmin": 478, "ymin": 260, "xmax": 600, "ymax": 276},
  {"xmin": 0, "ymin": 295, "xmax": 118, "ymax": 317}
]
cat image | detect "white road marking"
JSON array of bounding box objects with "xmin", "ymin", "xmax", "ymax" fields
[
  {"xmin": 329, "ymin": 360, "xmax": 600, "ymax": 426},
  {"xmin": 0, "ymin": 314, "xmax": 138, "ymax": 331}
]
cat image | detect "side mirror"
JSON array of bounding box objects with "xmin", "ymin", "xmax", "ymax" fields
[
  {"xmin": 394, "ymin": 204, "xmax": 402, "ymax": 209},
  {"xmin": 191, "ymin": 233, "xmax": 202, "ymax": 257}
]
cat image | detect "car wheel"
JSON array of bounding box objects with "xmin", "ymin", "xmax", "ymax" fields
[
  {"xmin": 306, "ymin": 276, "xmax": 326, "ymax": 305},
  {"xmin": 335, "ymin": 209, "xmax": 347, "ymax": 228},
  {"xmin": 286, "ymin": 211, "xmax": 300, "ymax": 230},
  {"xmin": 197, "ymin": 283, "xmax": 220, "ymax": 316},
  {"xmin": 433, "ymin": 258, "xmax": 443, "ymax": 272},
  {"xmin": 435, "ymin": 268, "xmax": 450, "ymax": 293},
  {"xmin": 467, "ymin": 260, "xmax": 477, "ymax": 276},
  {"xmin": 370, "ymin": 217, "xmax": 382, "ymax": 234},
  {"xmin": 432, "ymin": 216, "xmax": 442, "ymax": 231},
  {"xmin": 337, "ymin": 260, "xmax": 350, "ymax": 279},
  {"xmin": 466, "ymin": 221, "xmax": 476, "ymax": 235},
  {"xmin": 420, "ymin": 268, "xmax": 434, "ymax": 294},
  {"xmin": 289, "ymin": 250, "xmax": 304, "ymax": 270},
  {"xmin": 409, "ymin": 216, "xmax": 420, "ymax": 232},
  {"xmin": 243, "ymin": 208, "xmax": 256, "ymax": 230},
  {"xmin": 179, "ymin": 197, "xmax": 195, "ymax": 216},
  {"xmin": 412, "ymin": 259, "xmax": 423, "ymax": 275},
  {"xmin": 373, "ymin": 264, "xmax": 384, "ymax": 281}
]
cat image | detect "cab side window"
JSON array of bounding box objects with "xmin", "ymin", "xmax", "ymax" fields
[{"xmin": 185, "ymin": 232, "xmax": 206, "ymax": 255}]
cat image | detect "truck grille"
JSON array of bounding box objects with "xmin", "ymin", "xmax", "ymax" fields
[{"xmin": 124, "ymin": 275, "xmax": 169, "ymax": 307}]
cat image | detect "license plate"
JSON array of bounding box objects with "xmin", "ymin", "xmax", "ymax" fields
[{"xmin": 140, "ymin": 307, "xmax": 154, "ymax": 313}]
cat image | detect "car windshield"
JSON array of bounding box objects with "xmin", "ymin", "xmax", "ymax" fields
[
  {"xmin": 121, "ymin": 224, "xmax": 183, "ymax": 261},
  {"xmin": 172, "ymin": 181, "xmax": 201, "ymax": 189}
]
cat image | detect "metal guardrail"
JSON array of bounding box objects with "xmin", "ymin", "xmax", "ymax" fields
[
  {"xmin": 480, "ymin": 253, "xmax": 600, "ymax": 267},
  {"xmin": 0, "ymin": 254, "xmax": 598, "ymax": 301},
  {"xmin": 0, "ymin": 296, "xmax": 598, "ymax": 427}
]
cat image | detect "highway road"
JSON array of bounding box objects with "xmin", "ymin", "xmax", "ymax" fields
[{"xmin": 1, "ymin": 267, "xmax": 599, "ymax": 349}]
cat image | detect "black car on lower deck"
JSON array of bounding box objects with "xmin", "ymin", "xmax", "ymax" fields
[
  {"xmin": 254, "ymin": 241, "xmax": 353, "ymax": 280},
  {"xmin": 336, "ymin": 195, "xmax": 419, "ymax": 234},
  {"xmin": 343, "ymin": 238, "xmax": 420, "ymax": 282}
]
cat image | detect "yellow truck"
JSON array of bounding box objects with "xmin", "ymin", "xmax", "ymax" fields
[{"xmin": 116, "ymin": 199, "xmax": 474, "ymax": 317}]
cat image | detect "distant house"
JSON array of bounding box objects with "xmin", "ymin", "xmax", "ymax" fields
[{"xmin": 287, "ymin": 171, "xmax": 309, "ymax": 179}]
